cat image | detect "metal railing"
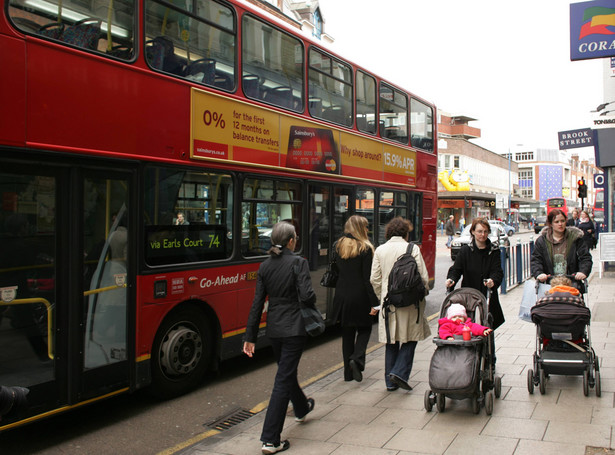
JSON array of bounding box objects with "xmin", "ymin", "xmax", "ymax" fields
[{"xmin": 500, "ymin": 237, "xmax": 535, "ymax": 294}]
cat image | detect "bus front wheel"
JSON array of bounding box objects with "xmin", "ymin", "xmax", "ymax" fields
[{"xmin": 150, "ymin": 305, "xmax": 211, "ymax": 398}]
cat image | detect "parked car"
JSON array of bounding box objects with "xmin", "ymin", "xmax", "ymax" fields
[
  {"xmin": 450, "ymin": 224, "xmax": 510, "ymax": 261},
  {"xmin": 534, "ymin": 216, "xmax": 547, "ymax": 234},
  {"xmin": 489, "ymin": 220, "xmax": 515, "ymax": 236}
]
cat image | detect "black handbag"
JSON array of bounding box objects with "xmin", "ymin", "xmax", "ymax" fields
[
  {"xmin": 320, "ymin": 253, "xmax": 338, "ymax": 288},
  {"xmin": 293, "ymin": 262, "xmax": 325, "ymax": 337}
]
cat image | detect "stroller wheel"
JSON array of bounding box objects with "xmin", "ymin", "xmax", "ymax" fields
[
  {"xmin": 494, "ymin": 376, "xmax": 502, "ymax": 398},
  {"xmin": 471, "ymin": 395, "xmax": 480, "ymax": 414},
  {"xmin": 424, "ymin": 390, "xmax": 434, "ymax": 412},
  {"xmin": 539, "ymin": 369, "xmax": 546, "ymax": 395},
  {"xmin": 583, "ymin": 370, "xmax": 589, "ymax": 397},
  {"xmin": 527, "ymin": 369, "xmax": 534, "ymax": 394},
  {"xmin": 595, "ymin": 369, "xmax": 601, "ymax": 397},
  {"xmin": 485, "ymin": 391, "xmax": 494, "ymax": 415},
  {"xmin": 436, "ymin": 393, "xmax": 445, "ymax": 413}
]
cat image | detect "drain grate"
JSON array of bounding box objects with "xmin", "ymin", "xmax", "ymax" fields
[{"xmin": 206, "ymin": 408, "xmax": 255, "ymax": 431}]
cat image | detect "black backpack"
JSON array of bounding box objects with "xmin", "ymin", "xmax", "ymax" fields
[{"xmin": 382, "ymin": 243, "xmax": 426, "ymax": 342}]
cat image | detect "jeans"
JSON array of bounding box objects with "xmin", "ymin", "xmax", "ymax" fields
[
  {"xmin": 446, "ymin": 235, "xmax": 453, "ymax": 247},
  {"xmin": 384, "ymin": 341, "xmax": 417, "ymax": 388},
  {"xmin": 260, "ymin": 336, "xmax": 309, "ymax": 445},
  {"xmin": 341, "ymin": 325, "xmax": 372, "ymax": 380}
]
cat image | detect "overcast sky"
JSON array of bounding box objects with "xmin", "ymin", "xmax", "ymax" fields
[{"xmin": 319, "ymin": 0, "xmax": 603, "ymax": 157}]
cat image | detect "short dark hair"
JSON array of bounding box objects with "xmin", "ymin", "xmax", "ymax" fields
[{"xmin": 384, "ymin": 217, "xmax": 410, "ymax": 240}]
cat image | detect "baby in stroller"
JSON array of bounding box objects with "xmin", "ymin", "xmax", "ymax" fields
[
  {"xmin": 439, "ymin": 303, "xmax": 492, "ymax": 340},
  {"xmin": 425, "ymin": 288, "xmax": 501, "ymax": 415}
]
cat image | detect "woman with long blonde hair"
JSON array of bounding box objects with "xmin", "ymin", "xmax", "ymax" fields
[{"xmin": 333, "ymin": 215, "xmax": 379, "ymax": 382}]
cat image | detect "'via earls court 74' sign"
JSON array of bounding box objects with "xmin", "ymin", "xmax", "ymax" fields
[
  {"xmin": 570, "ymin": 1, "xmax": 615, "ymax": 61},
  {"xmin": 558, "ymin": 128, "xmax": 594, "ymax": 149}
]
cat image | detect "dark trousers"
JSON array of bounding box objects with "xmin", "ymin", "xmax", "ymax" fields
[
  {"xmin": 384, "ymin": 341, "xmax": 417, "ymax": 388},
  {"xmin": 261, "ymin": 336, "xmax": 309, "ymax": 445},
  {"xmin": 342, "ymin": 325, "xmax": 371, "ymax": 380}
]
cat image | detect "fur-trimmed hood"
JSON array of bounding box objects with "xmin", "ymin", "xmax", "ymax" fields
[{"xmin": 539, "ymin": 225, "xmax": 584, "ymax": 243}]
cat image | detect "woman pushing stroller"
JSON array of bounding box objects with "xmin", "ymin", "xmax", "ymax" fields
[
  {"xmin": 531, "ymin": 209, "xmax": 592, "ymax": 285},
  {"xmin": 445, "ymin": 218, "xmax": 505, "ymax": 330}
]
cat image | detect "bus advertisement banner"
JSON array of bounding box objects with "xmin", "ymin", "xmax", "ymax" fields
[{"xmin": 191, "ymin": 89, "xmax": 416, "ymax": 186}]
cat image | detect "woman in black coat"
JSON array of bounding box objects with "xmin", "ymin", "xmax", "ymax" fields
[
  {"xmin": 577, "ymin": 210, "xmax": 596, "ymax": 251},
  {"xmin": 243, "ymin": 221, "xmax": 315, "ymax": 454},
  {"xmin": 333, "ymin": 215, "xmax": 379, "ymax": 382},
  {"xmin": 531, "ymin": 209, "xmax": 592, "ymax": 283},
  {"xmin": 446, "ymin": 218, "xmax": 505, "ymax": 330}
]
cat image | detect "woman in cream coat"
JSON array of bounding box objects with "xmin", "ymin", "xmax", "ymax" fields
[{"xmin": 370, "ymin": 217, "xmax": 430, "ymax": 391}]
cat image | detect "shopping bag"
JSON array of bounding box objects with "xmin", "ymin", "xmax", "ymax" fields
[{"xmin": 518, "ymin": 279, "xmax": 550, "ymax": 322}]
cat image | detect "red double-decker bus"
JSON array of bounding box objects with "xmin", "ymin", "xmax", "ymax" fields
[
  {"xmin": 0, "ymin": 0, "xmax": 437, "ymax": 429},
  {"xmin": 546, "ymin": 197, "xmax": 578, "ymax": 216}
]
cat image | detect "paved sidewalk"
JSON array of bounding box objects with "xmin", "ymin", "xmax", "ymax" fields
[{"xmin": 177, "ymin": 257, "xmax": 615, "ymax": 455}]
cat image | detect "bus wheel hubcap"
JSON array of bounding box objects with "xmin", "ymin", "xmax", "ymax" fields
[{"xmin": 160, "ymin": 325, "xmax": 203, "ymax": 376}]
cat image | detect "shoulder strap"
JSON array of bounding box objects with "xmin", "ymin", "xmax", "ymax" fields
[{"xmin": 407, "ymin": 241, "xmax": 414, "ymax": 254}]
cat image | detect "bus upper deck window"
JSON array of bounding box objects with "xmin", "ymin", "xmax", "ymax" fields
[
  {"xmin": 8, "ymin": 0, "xmax": 136, "ymax": 59},
  {"xmin": 145, "ymin": 0, "xmax": 236, "ymax": 90}
]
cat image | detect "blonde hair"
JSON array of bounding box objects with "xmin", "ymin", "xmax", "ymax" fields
[
  {"xmin": 550, "ymin": 276, "xmax": 572, "ymax": 287},
  {"xmin": 336, "ymin": 215, "xmax": 374, "ymax": 259}
]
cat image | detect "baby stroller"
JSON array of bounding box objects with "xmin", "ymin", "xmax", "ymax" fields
[
  {"xmin": 424, "ymin": 288, "xmax": 502, "ymax": 415},
  {"xmin": 527, "ymin": 277, "xmax": 600, "ymax": 396}
]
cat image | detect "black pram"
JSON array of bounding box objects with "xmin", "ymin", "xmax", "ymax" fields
[
  {"xmin": 424, "ymin": 288, "xmax": 502, "ymax": 415},
  {"xmin": 527, "ymin": 282, "xmax": 601, "ymax": 396}
]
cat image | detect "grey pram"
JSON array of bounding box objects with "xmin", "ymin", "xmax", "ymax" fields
[{"xmin": 424, "ymin": 288, "xmax": 502, "ymax": 415}]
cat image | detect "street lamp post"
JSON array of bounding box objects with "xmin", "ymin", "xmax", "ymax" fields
[
  {"xmin": 594, "ymin": 101, "xmax": 615, "ymax": 112},
  {"xmin": 508, "ymin": 150, "xmax": 512, "ymax": 223}
]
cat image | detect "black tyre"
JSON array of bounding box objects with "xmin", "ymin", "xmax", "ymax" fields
[
  {"xmin": 150, "ymin": 305, "xmax": 212, "ymax": 398},
  {"xmin": 424, "ymin": 390, "xmax": 433, "ymax": 412},
  {"xmin": 527, "ymin": 369, "xmax": 534, "ymax": 394},
  {"xmin": 508, "ymin": 230, "xmax": 514, "ymax": 236},
  {"xmin": 539, "ymin": 369, "xmax": 546, "ymax": 395},
  {"xmin": 471, "ymin": 395, "xmax": 480, "ymax": 414},
  {"xmin": 436, "ymin": 393, "xmax": 445, "ymax": 413},
  {"xmin": 595, "ymin": 358, "xmax": 601, "ymax": 397},
  {"xmin": 494, "ymin": 376, "xmax": 502, "ymax": 398},
  {"xmin": 485, "ymin": 391, "xmax": 494, "ymax": 415}
]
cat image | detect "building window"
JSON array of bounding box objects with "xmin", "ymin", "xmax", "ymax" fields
[
  {"xmin": 514, "ymin": 151, "xmax": 533, "ymax": 161},
  {"xmin": 312, "ymin": 8, "xmax": 322, "ymax": 39},
  {"xmin": 521, "ymin": 188, "xmax": 534, "ymax": 198},
  {"xmin": 453, "ymin": 155, "xmax": 460, "ymax": 168}
]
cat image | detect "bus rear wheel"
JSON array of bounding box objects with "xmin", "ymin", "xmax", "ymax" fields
[{"xmin": 150, "ymin": 305, "xmax": 211, "ymax": 398}]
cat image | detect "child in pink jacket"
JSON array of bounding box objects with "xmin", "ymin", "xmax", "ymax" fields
[{"xmin": 438, "ymin": 303, "xmax": 493, "ymax": 340}]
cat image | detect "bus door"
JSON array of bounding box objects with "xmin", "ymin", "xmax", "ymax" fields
[
  {"xmin": 0, "ymin": 166, "xmax": 58, "ymax": 424},
  {"xmin": 0, "ymin": 164, "xmax": 132, "ymax": 427},
  {"xmin": 81, "ymin": 171, "xmax": 132, "ymax": 398},
  {"xmin": 307, "ymin": 184, "xmax": 352, "ymax": 321}
]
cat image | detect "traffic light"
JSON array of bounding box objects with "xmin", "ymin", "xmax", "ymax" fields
[{"xmin": 578, "ymin": 178, "xmax": 587, "ymax": 198}]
